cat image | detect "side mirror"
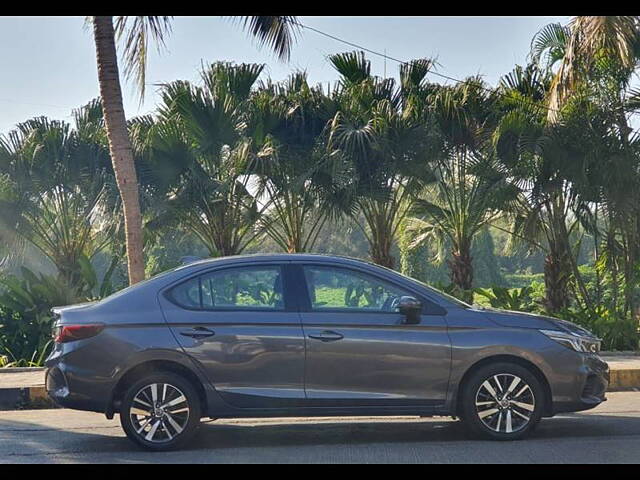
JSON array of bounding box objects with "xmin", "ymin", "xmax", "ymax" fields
[{"xmin": 397, "ymin": 296, "xmax": 422, "ymax": 324}]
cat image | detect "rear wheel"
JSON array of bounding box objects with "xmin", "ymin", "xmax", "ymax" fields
[
  {"xmin": 460, "ymin": 362, "xmax": 544, "ymax": 440},
  {"xmin": 120, "ymin": 372, "xmax": 201, "ymax": 451}
]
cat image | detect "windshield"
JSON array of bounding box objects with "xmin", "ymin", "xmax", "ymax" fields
[
  {"xmin": 406, "ymin": 278, "xmax": 473, "ymax": 309},
  {"xmin": 377, "ymin": 265, "xmax": 472, "ymax": 309}
]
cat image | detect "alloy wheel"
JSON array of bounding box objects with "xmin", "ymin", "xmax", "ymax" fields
[
  {"xmin": 129, "ymin": 383, "xmax": 190, "ymax": 443},
  {"xmin": 474, "ymin": 373, "xmax": 536, "ymax": 434}
]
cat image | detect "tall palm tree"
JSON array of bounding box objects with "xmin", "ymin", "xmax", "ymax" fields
[
  {"xmin": 247, "ymin": 72, "xmax": 337, "ymax": 252},
  {"xmin": 0, "ymin": 102, "xmax": 119, "ymax": 288},
  {"xmin": 493, "ymin": 64, "xmax": 600, "ymax": 313},
  {"xmin": 326, "ymin": 51, "xmax": 440, "ymax": 268},
  {"xmin": 140, "ymin": 62, "xmax": 267, "ymax": 257},
  {"xmin": 90, "ymin": 16, "xmax": 299, "ymax": 284},
  {"xmin": 533, "ymin": 17, "xmax": 640, "ymax": 317},
  {"xmin": 409, "ymin": 78, "xmax": 516, "ymax": 299},
  {"xmin": 543, "ymin": 16, "xmax": 640, "ymax": 123}
]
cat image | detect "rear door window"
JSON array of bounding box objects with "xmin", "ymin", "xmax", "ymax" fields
[{"xmin": 167, "ymin": 266, "xmax": 285, "ymax": 310}]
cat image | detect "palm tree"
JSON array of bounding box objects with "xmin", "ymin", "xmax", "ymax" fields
[
  {"xmin": 0, "ymin": 101, "xmax": 120, "ymax": 288},
  {"xmin": 325, "ymin": 51, "xmax": 440, "ymax": 268},
  {"xmin": 90, "ymin": 16, "xmax": 299, "ymax": 284},
  {"xmin": 140, "ymin": 62, "xmax": 267, "ymax": 257},
  {"xmin": 409, "ymin": 79, "xmax": 517, "ymax": 299},
  {"xmin": 542, "ymin": 16, "xmax": 640, "ymax": 125},
  {"xmin": 532, "ymin": 17, "xmax": 640, "ymax": 317},
  {"xmin": 247, "ymin": 72, "xmax": 338, "ymax": 252},
  {"xmin": 493, "ymin": 64, "xmax": 601, "ymax": 313}
]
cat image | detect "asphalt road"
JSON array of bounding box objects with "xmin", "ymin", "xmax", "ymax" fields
[{"xmin": 1, "ymin": 391, "xmax": 639, "ymax": 463}]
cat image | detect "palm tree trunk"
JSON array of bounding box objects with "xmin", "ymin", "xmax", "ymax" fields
[
  {"xmin": 543, "ymin": 243, "xmax": 571, "ymax": 314},
  {"xmin": 370, "ymin": 247, "xmax": 395, "ymax": 269},
  {"xmin": 369, "ymin": 231, "xmax": 395, "ymax": 269},
  {"xmin": 92, "ymin": 16, "xmax": 145, "ymax": 284},
  {"xmin": 449, "ymin": 242, "xmax": 474, "ymax": 294}
]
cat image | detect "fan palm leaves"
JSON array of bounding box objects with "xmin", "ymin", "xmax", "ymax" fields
[
  {"xmin": 0, "ymin": 103, "xmax": 120, "ymax": 287},
  {"xmin": 409, "ymin": 78, "xmax": 517, "ymax": 297},
  {"xmin": 141, "ymin": 62, "xmax": 266, "ymax": 257},
  {"xmin": 493, "ymin": 66, "xmax": 611, "ymax": 313},
  {"xmin": 247, "ymin": 72, "xmax": 338, "ymax": 252},
  {"xmin": 325, "ymin": 51, "xmax": 440, "ymax": 268}
]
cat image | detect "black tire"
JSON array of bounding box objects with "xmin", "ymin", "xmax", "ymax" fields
[
  {"xmin": 460, "ymin": 362, "xmax": 544, "ymax": 441},
  {"xmin": 120, "ymin": 372, "xmax": 202, "ymax": 451}
]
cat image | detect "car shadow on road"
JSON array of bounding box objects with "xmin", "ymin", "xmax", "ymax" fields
[{"xmin": 187, "ymin": 412, "xmax": 640, "ymax": 450}]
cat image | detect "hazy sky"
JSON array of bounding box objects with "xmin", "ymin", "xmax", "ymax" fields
[{"xmin": 0, "ymin": 16, "xmax": 569, "ymax": 133}]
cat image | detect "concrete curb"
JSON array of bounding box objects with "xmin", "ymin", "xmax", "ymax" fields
[
  {"xmin": 610, "ymin": 369, "xmax": 640, "ymax": 391},
  {"xmin": 0, "ymin": 385, "xmax": 57, "ymax": 410}
]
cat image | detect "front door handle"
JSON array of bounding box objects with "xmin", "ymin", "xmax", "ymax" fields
[
  {"xmin": 308, "ymin": 330, "xmax": 344, "ymax": 342},
  {"xmin": 180, "ymin": 327, "xmax": 215, "ymax": 339}
]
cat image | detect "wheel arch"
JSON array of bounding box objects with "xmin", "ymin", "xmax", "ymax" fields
[
  {"xmin": 107, "ymin": 358, "xmax": 208, "ymax": 419},
  {"xmin": 452, "ymin": 354, "xmax": 553, "ymax": 417}
]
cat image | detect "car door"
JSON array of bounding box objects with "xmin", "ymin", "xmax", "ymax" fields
[
  {"xmin": 295, "ymin": 263, "xmax": 451, "ymax": 407},
  {"xmin": 158, "ymin": 262, "xmax": 306, "ymax": 409}
]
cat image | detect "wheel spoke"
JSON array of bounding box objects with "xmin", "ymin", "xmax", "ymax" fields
[
  {"xmin": 481, "ymin": 381, "xmax": 499, "ymax": 401},
  {"xmin": 511, "ymin": 400, "xmax": 535, "ymax": 412},
  {"xmin": 162, "ymin": 394, "xmax": 187, "ymax": 409},
  {"xmin": 514, "ymin": 384, "xmax": 531, "ymax": 399},
  {"xmin": 162, "ymin": 384, "xmax": 168, "ymax": 404},
  {"xmin": 495, "ymin": 411, "xmax": 503, "ymax": 432},
  {"xmin": 150, "ymin": 384, "xmax": 158, "ymax": 404},
  {"xmin": 506, "ymin": 376, "xmax": 521, "ymax": 395},
  {"xmin": 478, "ymin": 407, "xmax": 499, "ymax": 419},
  {"xmin": 145, "ymin": 419, "xmax": 161, "ymax": 441},
  {"xmin": 492, "ymin": 376, "xmax": 504, "ymax": 393},
  {"xmin": 133, "ymin": 397, "xmax": 152, "ymax": 408},
  {"xmin": 512, "ymin": 408, "xmax": 530, "ymax": 421},
  {"xmin": 168, "ymin": 406, "xmax": 189, "ymax": 414},
  {"xmin": 506, "ymin": 410, "xmax": 513, "ymax": 433},
  {"xmin": 163, "ymin": 421, "xmax": 173, "ymax": 440},
  {"xmin": 130, "ymin": 407, "xmax": 151, "ymax": 417},
  {"xmin": 164, "ymin": 412, "xmax": 185, "ymax": 435}
]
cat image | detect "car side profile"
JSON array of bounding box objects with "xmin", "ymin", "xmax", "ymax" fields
[{"xmin": 45, "ymin": 254, "xmax": 609, "ymax": 450}]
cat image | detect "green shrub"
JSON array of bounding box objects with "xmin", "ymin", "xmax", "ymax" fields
[
  {"xmin": 0, "ymin": 259, "xmax": 120, "ymax": 367},
  {"xmin": 0, "ymin": 269, "xmax": 81, "ymax": 366},
  {"xmin": 474, "ymin": 286, "xmax": 537, "ymax": 312},
  {"xmin": 555, "ymin": 306, "xmax": 640, "ymax": 352}
]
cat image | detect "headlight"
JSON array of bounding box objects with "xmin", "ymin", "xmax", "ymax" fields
[{"xmin": 540, "ymin": 329, "xmax": 601, "ymax": 353}]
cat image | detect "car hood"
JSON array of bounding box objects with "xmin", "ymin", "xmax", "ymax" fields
[{"xmin": 479, "ymin": 308, "xmax": 597, "ymax": 338}]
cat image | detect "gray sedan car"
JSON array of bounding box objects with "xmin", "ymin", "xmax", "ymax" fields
[{"xmin": 45, "ymin": 254, "xmax": 609, "ymax": 450}]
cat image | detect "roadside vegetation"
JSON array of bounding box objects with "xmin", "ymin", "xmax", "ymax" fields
[{"xmin": 1, "ymin": 16, "xmax": 640, "ymax": 364}]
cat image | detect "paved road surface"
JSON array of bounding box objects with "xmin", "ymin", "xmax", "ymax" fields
[{"xmin": 1, "ymin": 392, "xmax": 639, "ymax": 463}]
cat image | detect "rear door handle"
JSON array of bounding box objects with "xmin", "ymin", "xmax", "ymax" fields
[
  {"xmin": 180, "ymin": 327, "xmax": 215, "ymax": 339},
  {"xmin": 308, "ymin": 330, "xmax": 344, "ymax": 342}
]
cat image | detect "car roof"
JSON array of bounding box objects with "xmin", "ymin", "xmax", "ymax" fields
[{"xmin": 178, "ymin": 253, "xmax": 382, "ymax": 269}]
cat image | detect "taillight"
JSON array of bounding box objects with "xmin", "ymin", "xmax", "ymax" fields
[{"xmin": 54, "ymin": 324, "xmax": 104, "ymax": 343}]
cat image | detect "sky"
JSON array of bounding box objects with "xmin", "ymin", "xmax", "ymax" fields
[{"xmin": 0, "ymin": 16, "xmax": 570, "ymax": 134}]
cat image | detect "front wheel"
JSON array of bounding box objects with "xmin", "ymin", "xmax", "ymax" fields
[
  {"xmin": 120, "ymin": 372, "xmax": 202, "ymax": 451},
  {"xmin": 460, "ymin": 362, "xmax": 544, "ymax": 441}
]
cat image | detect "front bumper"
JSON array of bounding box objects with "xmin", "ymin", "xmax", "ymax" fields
[{"xmin": 551, "ymin": 354, "xmax": 609, "ymax": 415}]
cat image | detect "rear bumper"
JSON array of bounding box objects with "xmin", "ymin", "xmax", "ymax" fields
[
  {"xmin": 45, "ymin": 364, "xmax": 109, "ymax": 413},
  {"xmin": 44, "ymin": 343, "xmax": 115, "ymax": 414}
]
